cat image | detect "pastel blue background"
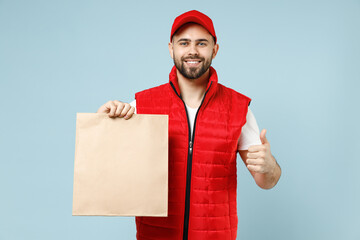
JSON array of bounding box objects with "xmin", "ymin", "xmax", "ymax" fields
[{"xmin": 1, "ymin": 0, "xmax": 359, "ymax": 239}]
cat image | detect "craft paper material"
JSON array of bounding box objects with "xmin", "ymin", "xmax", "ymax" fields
[{"xmin": 72, "ymin": 113, "xmax": 168, "ymax": 216}]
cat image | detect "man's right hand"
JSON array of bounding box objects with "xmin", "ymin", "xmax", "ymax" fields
[{"xmin": 97, "ymin": 100, "xmax": 135, "ymax": 120}]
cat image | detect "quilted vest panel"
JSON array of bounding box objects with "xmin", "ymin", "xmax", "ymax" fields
[{"xmin": 135, "ymin": 66, "xmax": 251, "ymax": 240}]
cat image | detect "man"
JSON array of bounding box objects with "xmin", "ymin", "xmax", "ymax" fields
[{"xmin": 97, "ymin": 10, "xmax": 281, "ymax": 240}]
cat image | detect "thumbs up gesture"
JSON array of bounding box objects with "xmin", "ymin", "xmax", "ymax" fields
[{"xmin": 246, "ymin": 129, "xmax": 276, "ymax": 174}]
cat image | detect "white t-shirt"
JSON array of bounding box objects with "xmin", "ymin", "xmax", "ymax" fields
[{"xmin": 130, "ymin": 100, "xmax": 261, "ymax": 151}]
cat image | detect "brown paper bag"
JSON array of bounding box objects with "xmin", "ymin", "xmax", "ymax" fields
[{"xmin": 72, "ymin": 113, "xmax": 168, "ymax": 216}]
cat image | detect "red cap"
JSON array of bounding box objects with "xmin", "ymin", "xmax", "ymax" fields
[{"xmin": 170, "ymin": 10, "xmax": 217, "ymax": 43}]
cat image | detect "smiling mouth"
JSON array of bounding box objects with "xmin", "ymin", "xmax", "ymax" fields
[{"xmin": 184, "ymin": 60, "xmax": 202, "ymax": 66}]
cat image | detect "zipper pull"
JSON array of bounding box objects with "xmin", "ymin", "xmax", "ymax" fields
[{"xmin": 189, "ymin": 141, "xmax": 193, "ymax": 154}]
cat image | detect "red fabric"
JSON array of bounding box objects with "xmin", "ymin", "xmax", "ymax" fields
[
  {"xmin": 135, "ymin": 66, "xmax": 250, "ymax": 240},
  {"xmin": 170, "ymin": 10, "xmax": 217, "ymax": 43}
]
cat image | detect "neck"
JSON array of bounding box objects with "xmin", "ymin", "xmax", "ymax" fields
[{"xmin": 176, "ymin": 69, "xmax": 210, "ymax": 108}]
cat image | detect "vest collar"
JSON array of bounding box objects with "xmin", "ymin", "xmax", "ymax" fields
[{"xmin": 169, "ymin": 65, "xmax": 218, "ymax": 101}]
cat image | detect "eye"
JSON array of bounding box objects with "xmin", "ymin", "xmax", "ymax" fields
[
  {"xmin": 179, "ymin": 42, "xmax": 188, "ymax": 46},
  {"xmin": 198, "ymin": 42, "xmax": 207, "ymax": 46}
]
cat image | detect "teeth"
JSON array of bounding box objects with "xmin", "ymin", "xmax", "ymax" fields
[{"xmin": 187, "ymin": 61, "xmax": 199, "ymax": 64}]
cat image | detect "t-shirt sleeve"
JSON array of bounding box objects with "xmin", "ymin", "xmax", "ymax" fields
[
  {"xmin": 237, "ymin": 108, "xmax": 262, "ymax": 151},
  {"xmin": 130, "ymin": 99, "xmax": 137, "ymax": 114}
]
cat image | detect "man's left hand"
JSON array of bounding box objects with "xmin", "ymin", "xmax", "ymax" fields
[{"xmin": 246, "ymin": 129, "xmax": 277, "ymax": 175}]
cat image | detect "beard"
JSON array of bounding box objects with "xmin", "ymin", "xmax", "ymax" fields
[{"xmin": 173, "ymin": 54, "xmax": 213, "ymax": 80}]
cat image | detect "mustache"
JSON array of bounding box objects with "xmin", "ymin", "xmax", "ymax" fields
[{"xmin": 181, "ymin": 56, "xmax": 205, "ymax": 61}]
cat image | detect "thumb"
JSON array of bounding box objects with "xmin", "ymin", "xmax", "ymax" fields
[{"xmin": 260, "ymin": 129, "xmax": 268, "ymax": 144}]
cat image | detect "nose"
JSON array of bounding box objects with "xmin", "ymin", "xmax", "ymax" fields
[{"xmin": 188, "ymin": 43, "xmax": 199, "ymax": 56}]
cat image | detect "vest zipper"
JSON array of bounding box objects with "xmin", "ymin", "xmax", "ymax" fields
[
  {"xmin": 170, "ymin": 81, "xmax": 212, "ymax": 240},
  {"xmin": 189, "ymin": 141, "xmax": 193, "ymax": 154}
]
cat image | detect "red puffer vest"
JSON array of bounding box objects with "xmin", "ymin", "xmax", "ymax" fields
[{"xmin": 135, "ymin": 66, "xmax": 251, "ymax": 240}]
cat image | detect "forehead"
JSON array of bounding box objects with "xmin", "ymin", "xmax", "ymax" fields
[{"xmin": 173, "ymin": 23, "xmax": 213, "ymax": 41}]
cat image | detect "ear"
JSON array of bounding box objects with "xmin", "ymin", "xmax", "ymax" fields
[
  {"xmin": 168, "ymin": 42, "xmax": 174, "ymax": 59},
  {"xmin": 212, "ymin": 43, "xmax": 219, "ymax": 59}
]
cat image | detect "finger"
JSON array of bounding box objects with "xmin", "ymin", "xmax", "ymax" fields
[
  {"xmin": 247, "ymin": 152, "xmax": 265, "ymax": 159},
  {"xmin": 260, "ymin": 129, "xmax": 268, "ymax": 144},
  {"xmin": 97, "ymin": 105, "xmax": 108, "ymax": 113},
  {"xmin": 124, "ymin": 106, "xmax": 135, "ymax": 120},
  {"xmin": 246, "ymin": 158, "xmax": 265, "ymax": 166},
  {"xmin": 108, "ymin": 101, "xmax": 117, "ymax": 117},
  {"xmin": 114, "ymin": 102, "xmax": 125, "ymax": 117},
  {"xmin": 119, "ymin": 103, "xmax": 131, "ymax": 118},
  {"xmin": 97, "ymin": 101, "xmax": 112, "ymax": 113},
  {"xmin": 247, "ymin": 164, "xmax": 264, "ymax": 173},
  {"xmin": 248, "ymin": 145, "xmax": 266, "ymax": 153}
]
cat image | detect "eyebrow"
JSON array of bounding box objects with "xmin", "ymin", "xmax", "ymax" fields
[{"xmin": 177, "ymin": 38, "xmax": 209, "ymax": 43}]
